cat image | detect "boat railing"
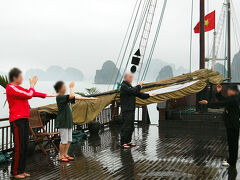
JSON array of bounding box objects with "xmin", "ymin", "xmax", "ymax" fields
[{"xmin": 0, "ymin": 107, "xmax": 112, "ymax": 153}]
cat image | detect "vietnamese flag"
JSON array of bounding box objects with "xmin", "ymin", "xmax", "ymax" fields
[{"xmin": 194, "ymin": 10, "xmax": 215, "ymax": 33}]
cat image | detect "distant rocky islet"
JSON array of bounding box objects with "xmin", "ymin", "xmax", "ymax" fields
[
  {"xmin": 1, "ymin": 51, "xmax": 240, "ymax": 84},
  {"xmin": 25, "ymin": 66, "xmax": 84, "ymax": 81}
]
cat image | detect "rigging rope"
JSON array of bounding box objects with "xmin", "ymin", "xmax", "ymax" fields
[
  {"xmin": 189, "ymin": 0, "xmax": 194, "ymax": 73},
  {"xmin": 206, "ymin": 0, "xmax": 210, "ymax": 69},
  {"xmin": 141, "ymin": 0, "xmax": 167, "ymax": 81},
  {"xmin": 107, "ymin": 0, "xmax": 139, "ymax": 90},
  {"xmin": 136, "ymin": 0, "xmax": 158, "ymax": 82},
  {"xmin": 209, "ymin": 4, "xmax": 227, "ymax": 62},
  {"xmin": 223, "ymin": 9, "xmax": 228, "ymax": 78},
  {"xmin": 117, "ymin": 0, "xmax": 151, "ymax": 85},
  {"xmin": 231, "ymin": 0, "xmax": 240, "ymax": 50},
  {"xmin": 113, "ymin": 0, "xmax": 143, "ymax": 89},
  {"xmin": 187, "ymin": 0, "xmax": 194, "ymax": 113}
]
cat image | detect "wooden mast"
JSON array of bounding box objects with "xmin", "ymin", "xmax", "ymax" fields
[
  {"xmin": 197, "ymin": 0, "xmax": 207, "ymax": 112},
  {"xmin": 227, "ymin": 0, "xmax": 231, "ymax": 81},
  {"xmin": 199, "ymin": 0, "xmax": 205, "ymax": 69}
]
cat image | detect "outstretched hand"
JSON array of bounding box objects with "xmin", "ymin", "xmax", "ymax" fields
[
  {"xmin": 29, "ymin": 76, "xmax": 38, "ymax": 88},
  {"xmin": 216, "ymin": 84, "xmax": 222, "ymax": 93},
  {"xmin": 69, "ymin": 81, "xmax": 75, "ymax": 88},
  {"xmin": 90, "ymin": 97, "xmax": 99, "ymax": 100},
  {"xmin": 47, "ymin": 93, "xmax": 59, "ymax": 97},
  {"xmin": 138, "ymin": 81, "xmax": 144, "ymax": 86},
  {"xmin": 199, "ymin": 100, "xmax": 208, "ymax": 104},
  {"xmin": 149, "ymin": 93, "xmax": 156, "ymax": 97}
]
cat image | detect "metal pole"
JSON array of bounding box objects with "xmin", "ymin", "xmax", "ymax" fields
[
  {"xmin": 200, "ymin": 0, "xmax": 205, "ymax": 69},
  {"xmin": 212, "ymin": 31, "xmax": 216, "ymax": 70},
  {"xmin": 227, "ymin": 0, "xmax": 231, "ymax": 81}
]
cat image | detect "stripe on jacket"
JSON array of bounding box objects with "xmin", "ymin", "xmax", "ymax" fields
[
  {"xmin": 9, "ymin": 85, "xmax": 34, "ymax": 97},
  {"xmin": 13, "ymin": 123, "xmax": 20, "ymax": 175}
]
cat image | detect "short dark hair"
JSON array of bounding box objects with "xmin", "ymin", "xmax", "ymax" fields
[
  {"xmin": 8, "ymin": 68, "xmax": 22, "ymax": 82},
  {"xmin": 54, "ymin": 81, "xmax": 64, "ymax": 93},
  {"xmin": 227, "ymin": 84, "xmax": 239, "ymax": 93}
]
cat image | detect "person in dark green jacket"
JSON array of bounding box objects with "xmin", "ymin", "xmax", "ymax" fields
[{"xmin": 54, "ymin": 81, "xmax": 98, "ymax": 162}]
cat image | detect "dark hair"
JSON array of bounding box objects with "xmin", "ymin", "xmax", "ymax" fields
[
  {"xmin": 227, "ymin": 84, "xmax": 239, "ymax": 93},
  {"xmin": 8, "ymin": 68, "xmax": 22, "ymax": 82},
  {"xmin": 54, "ymin": 81, "xmax": 64, "ymax": 93}
]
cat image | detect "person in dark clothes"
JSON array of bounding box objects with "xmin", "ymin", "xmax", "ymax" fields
[
  {"xmin": 199, "ymin": 84, "xmax": 240, "ymax": 167},
  {"xmin": 120, "ymin": 73, "xmax": 155, "ymax": 149}
]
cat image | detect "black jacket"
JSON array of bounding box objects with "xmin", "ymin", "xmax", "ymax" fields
[
  {"xmin": 208, "ymin": 92, "xmax": 240, "ymax": 128},
  {"xmin": 120, "ymin": 81, "xmax": 150, "ymax": 112}
]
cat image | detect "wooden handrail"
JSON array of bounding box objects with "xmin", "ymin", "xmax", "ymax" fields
[
  {"xmin": 0, "ymin": 118, "xmax": 9, "ymax": 122},
  {"xmin": 0, "ymin": 107, "xmax": 112, "ymax": 152}
]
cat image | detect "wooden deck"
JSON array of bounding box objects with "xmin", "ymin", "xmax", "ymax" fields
[{"xmin": 0, "ymin": 124, "xmax": 239, "ymax": 180}]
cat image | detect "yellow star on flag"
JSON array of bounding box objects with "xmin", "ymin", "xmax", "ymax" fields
[{"xmin": 205, "ymin": 19, "xmax": 209, "ymax": 26}]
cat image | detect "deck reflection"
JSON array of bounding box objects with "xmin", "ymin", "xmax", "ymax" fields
[{"xmin": 0, "ymin": 125, "xmax": 239, "ymax": 179}]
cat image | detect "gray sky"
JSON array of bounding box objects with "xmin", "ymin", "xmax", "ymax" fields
[{"xmin": 0, "ymin": 0, "xmax": 239, "ymax": 77}]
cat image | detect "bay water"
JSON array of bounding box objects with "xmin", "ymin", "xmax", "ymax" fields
[{"xmin": 0, "ymin": 81, "xmax": 158, "ymax": 127}]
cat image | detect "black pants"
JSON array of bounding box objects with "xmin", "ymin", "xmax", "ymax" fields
[
  {"xmin": 120, "ymin": 111, "xmax": 135, "ymax": 145},
  {"xmin": 226, "ymin": 127, "xmax": 239, "ymax": 166},
  {"xmin": 10, "ymin": 118, "xmax": 29, "ymax": 175}
]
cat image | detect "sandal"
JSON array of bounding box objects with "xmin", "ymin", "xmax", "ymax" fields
[
  {"xmin": 24, "ymin": 172, "xmax": 31, "ymax": 177},
  {"xmin": 10, "ymin": 174, "xmax": 25, "ymax": 179},
  {"xmin": 58, "ymin": 157, "xmax": 69, "ymax": 162},
  {"xmin": 120, "ymin": 144, "xmax": 131, "ymax": 149},
  {"xmin": 66, "ymin": 155, "xmax": 75, "ymax": 161}
]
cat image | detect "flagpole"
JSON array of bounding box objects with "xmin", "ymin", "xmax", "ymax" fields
[{"xmin": 199, "ymin": 0, "xmax": 205, "ymax": 69}]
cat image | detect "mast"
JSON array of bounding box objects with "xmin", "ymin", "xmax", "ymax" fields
[
  {"xmin": 227, "ymin": 0, "xmax": 231, "ymax": 81},
  {"xmin": 199, "ymin": 0, "xmax": 205, "ymax": 69},
  {"xmin": 197, "ymin": 0, "xmax": 207, "ymax": 113}
]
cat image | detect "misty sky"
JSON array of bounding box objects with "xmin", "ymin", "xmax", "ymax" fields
[{"xmin": 0, "ymin": 0, "xmax": 240, "ymax": 78}]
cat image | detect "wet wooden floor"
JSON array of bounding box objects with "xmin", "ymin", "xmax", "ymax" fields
[{"xmin": 0, "ymin": 125, "xmax": 239, "ymax": 180}]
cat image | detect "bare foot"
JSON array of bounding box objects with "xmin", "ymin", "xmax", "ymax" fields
[
  {"xmin": 12, "ymin": 174, "xmax": 25, "ymax": 179},
  {"xmin": 128, "ymin": 143, "xmax": 136, "ymax": 147}
]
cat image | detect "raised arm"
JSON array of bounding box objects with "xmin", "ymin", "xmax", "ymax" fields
[
  {"xmin": 199, "ymin": 97, "xmax": 236, "ymax": 109},
  {"xmin": 121, "ymin": 83, "xmax": 141, "ymax": 95},
  {"xmin": 6, "ymin": 75, "xmax": 40, "ymax": 100},
  {"xmin": 69, "ymin": 81, "xmax": 75, "ymax": 99},
  {"xmin": 34, "ymin": 91, "xmax": 47, "ymax": 98},
  {"xmin": 215, "ymin": 85, "xmax": 226, "ymax": 101},
  {"xmin": 7, "ymin": 85, "xmax": 35, "ymax": 100},
  {"xmin": 75, "ymin": 96, "xmax": 99, "ymax": 100},
  {"xmin": 207, "ymin": 101, "xmax": 228, "ymax": 109},
  {"xmin": 137, "ymin": 92, "xmax": 150, "ymax": 99},
  {"xmin": 34, "ymin": 91, "xmax": 58, "ymax": 98},
  {"xmin": 137, "ymin": 92, "xmax": 155, "ymax": 99}
]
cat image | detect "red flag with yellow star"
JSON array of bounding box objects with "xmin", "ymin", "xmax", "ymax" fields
[{"xmin": 194, "ymin": 10, "xmax": 215, "ymax": 33}]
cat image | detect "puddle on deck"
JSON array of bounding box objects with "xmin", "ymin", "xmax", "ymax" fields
[{"xmin": 0, "ymin": 125, "xmax": 239, "ymax": 180}]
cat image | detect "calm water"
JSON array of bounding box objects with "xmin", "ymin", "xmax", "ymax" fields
[{"xmin": 0, "ymin": 81, "xmax": 158, "ymax": 126}]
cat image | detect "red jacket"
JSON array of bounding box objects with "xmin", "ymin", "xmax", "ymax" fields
[{"xmin": 6, "ymin": 84, "xmax": 47, "ymax": 122}]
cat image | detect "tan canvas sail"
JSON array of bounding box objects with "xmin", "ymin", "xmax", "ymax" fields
[{"xmin": 38, "ymin": 69, "xmax": 223, "ymax": 124}]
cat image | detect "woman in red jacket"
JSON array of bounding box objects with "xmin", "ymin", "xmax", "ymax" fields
[{"xmin": 6, "ymin": 68, "xmax": 55, "ymax": 179}]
